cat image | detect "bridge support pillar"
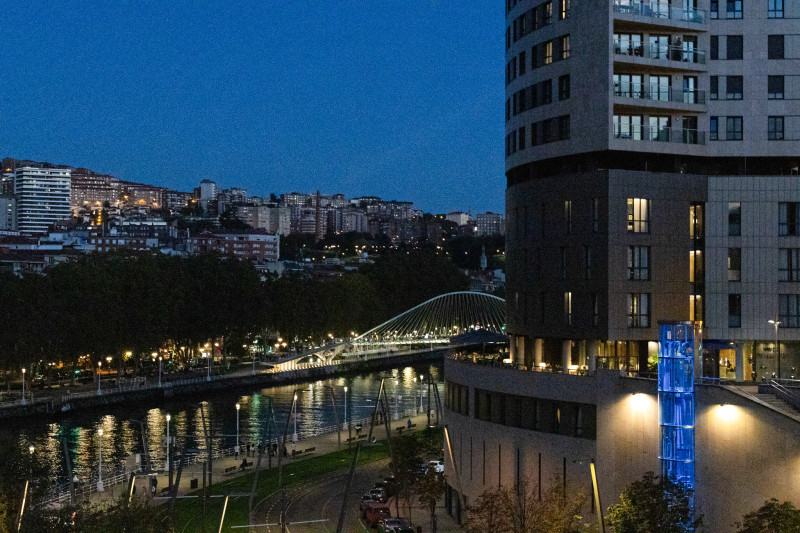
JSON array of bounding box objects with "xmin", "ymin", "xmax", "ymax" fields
[
  {"xmin": 513, "ymin": 336, "xmax": 525, "ymax": 368},
  {"xmin": 735, "ymin": 342, "xmax": 745, "ymax": 382},
  {"xmin": 588, "ymin": 341, "xmax": 599, "ymax": 374},
  {"xmin": 561, "ymin": 340, "xmax": 572, "ymax": 374},
  {"xmin": 533, "ymin": 338, "xmax": 543, "ymax": 368}
]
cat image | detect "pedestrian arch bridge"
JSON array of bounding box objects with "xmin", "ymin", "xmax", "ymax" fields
[{"xmin": 273, "ymin": 291, "xmax": 506, "ymax": 370}]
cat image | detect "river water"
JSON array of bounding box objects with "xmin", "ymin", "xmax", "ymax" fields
[{"xmin": 1, "ymin": 362, "xmax": 443, "ymax": 487}]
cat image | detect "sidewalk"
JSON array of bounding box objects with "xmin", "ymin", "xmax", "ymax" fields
[{"xmin": 79, "ymin": 409, "xmax": 439, "ymax": 509}]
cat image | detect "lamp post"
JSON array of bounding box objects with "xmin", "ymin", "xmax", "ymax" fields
[
  {"xmin": 97, "ymin": 361, "xmax": 102, "ymax": 396},
  {"xmin": 97, "ymin": 429, "xmax": 104, "ymax": 492},
  {"xmin": 21, "ymin": 368, "xmax": 26, "ymax": 405},
  {"xmin": 206, "ymin": 352, "xmax": 211, "ymax": 382},
  {"xmin": 158, "ymin": 356, "xmax": 163, "ymax": 387},
  {"xmin": 235, "ymin": 403, "xmax": 241, "ymax": 454},
  {"xmin": 769, "ymin": 318, "xmax": 782, "ymax": 379},
  {"xmin": 291, "ymin": 393, "xmax": 298, "ymax": 454},
  {"xmin": 165, "ymin": 414, "xmax": 171, "ymax": 471}
]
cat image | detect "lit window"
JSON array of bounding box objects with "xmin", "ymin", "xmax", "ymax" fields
[
  {"xmin": 627, "ymin": 293, "xmax": 651, "ymax": 328},
  {"xmin": 627, "ymin": 198, "xmax": 650, "ymax": 233}
]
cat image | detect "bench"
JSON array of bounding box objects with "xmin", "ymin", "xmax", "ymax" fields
[
  {"xmin": 224, "ymin": 466, "xmax": 237, "ymax": 476},
  {"xmin": 303, "ymin": 447, "xmax": 316, "ymax": 454}
]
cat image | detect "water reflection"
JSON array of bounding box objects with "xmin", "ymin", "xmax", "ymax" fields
[{"xmin": 2, "ymin": 363, "xmax": 443, "ymax": 488}]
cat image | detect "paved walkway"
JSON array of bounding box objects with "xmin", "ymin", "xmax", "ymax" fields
[{"xmin": 79, "ymin": 409, "xmax": 440, "ymax": 509}]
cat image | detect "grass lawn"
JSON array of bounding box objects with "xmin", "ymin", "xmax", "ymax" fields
[{"xmin": 170, "ymin": 443, "xmax": 390, "ymax": 532}]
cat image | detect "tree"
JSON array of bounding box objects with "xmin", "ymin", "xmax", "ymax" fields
[
  {"xmin": 736, "ymin": 498, "xmax": 800, "ymax": 532},
  {"xmin": 464, "ymin": 477, "xmax": 589, "ymax": 533},
  {"xmin": 607, "ymin": 472, "xmax": 702, "ymax": 533},
  {"xmin": 389, "ymin": 433, "xmax": 424, "ymax": 519},
  {"xmin": 417, "ymin": 471, "xmax": 446, "ymax": 533},
  {"xmin": 465, "ymin": 486, "xmax": 510, "ymax": 533}
]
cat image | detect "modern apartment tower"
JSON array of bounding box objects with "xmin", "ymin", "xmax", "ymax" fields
[
  {"xmin": 441, "ymin": 3, "xmax": 800, "ymax": 531},
  {"xmin": 14, "ymin": 167, "xmax": 72, "ymax": 234},
  {"xmin": 504, "ymin": 0, "xmax": 800, "ymax": 379}
]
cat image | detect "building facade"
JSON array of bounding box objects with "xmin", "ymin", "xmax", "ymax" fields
[
  {"xmin": 441, "ymin": 1, "xmax": 800, "ymax": 530},
  {"xmin": 503, "ymin": 0, "xmax": 800, "ymax": 379},
  {"xmin": 14, "ymin": 167, "xmax": 72, "ymax": 234}
]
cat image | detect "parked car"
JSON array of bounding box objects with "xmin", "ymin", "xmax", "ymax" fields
[
  {"xmin": 427, "ymin": 460, "xmax": 444, "ymax": 473},
  {"xmin": 364, "ymin": 503, "xmax": 391, "ymax": 527},
  {"xmin": 382, "ymin": 476, "xmax": 399, "ymax": 497},
  {"xmin": 360, "ymin": 494, "xmax": 376, "ymax": 513},
  {"xmin": 369, "ymin": 486, "xmax": 387, "ymax": 503},
  {"xmin": 377, "ymin": 517, "xmax": 413, "ymax": 532}
]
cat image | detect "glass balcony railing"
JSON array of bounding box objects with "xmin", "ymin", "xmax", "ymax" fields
[
  {"xmin": 614, "ymin": 83, "xmax": 707, "ymax": 105},
  {"xmin": 613, "ymin": 0, "xmax": 706, "ymax": 24},
  {"xmin": 613, "ymin": 124, "xmax": 706, "ymax": 145},
  {"xmin": 614, "ymin": 42, "xmax": 706, "ymax": 65}
]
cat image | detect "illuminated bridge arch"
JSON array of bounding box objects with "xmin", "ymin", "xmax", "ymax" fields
[{"xmin": 352, "ymin": 291, "xmax": 506, "ymax": 346}]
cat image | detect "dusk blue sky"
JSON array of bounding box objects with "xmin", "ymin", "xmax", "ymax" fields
[{"xmin": 0, "ymin": 2, "xmax": 505, "ymax": 214}]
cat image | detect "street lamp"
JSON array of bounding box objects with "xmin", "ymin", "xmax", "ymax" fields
[
  {"xmin": 158, "ymin": 356, "xmax": 163, "ymax": 388},
  {"xmin": 206, "ymin": 351, "xmax": 211, "ymax": 382},
  {"xmin": 235, "ymin": 403, "xmax": 241, "ymax": 454},
  {"xmin": 292, "ymin": 393, "xmax": 298, "ymax": 454},
  {"xmin": 165, "ymin": 414, "xmax": 171, "ymax": 471},
  {"xmin": 97, "ymin": 429, "xmax": 104, "ymax": 492},
  {"xmin": 21, "ymin": 368, "xmax": 26, "ymax": 405},
  {"xmin": 769, "ymin": 318, "xmax": 782, "ymax": 379},
  {"xmin": 97, "ymin": 361, "xmax": 102, "ymax": 396},
  {"xmin": 343, "ymin": 386, "xmax": 348, "ymax": 431}
]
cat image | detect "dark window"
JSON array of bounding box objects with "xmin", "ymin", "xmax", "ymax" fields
[
  {"xmin": 769, "ymin": 35, "xmax": 785, "ymax": 59},
  {"xmin": 591, "ymin": 293, "xmax": 599, "ymax": 326},
  {"xmin": 728, "ymin": 247, "xmax": 741, "ymax": 281},
  {"xmin": 779, "ymin": 202, "xmax": 800, "ymax": 236},
  {"xmin": 769, "ymin": 0, "xmax": 784, "ymax": 17},
  {"xmin": 558, "ymin": 74, "xmax": 570, "ymax": 100},
  {"xmin": 628, "ymin": 245, "xmax": 651, "ymax": 280},
  {"xmin": 726, "ymin": 76, "xmax": 743, "ymax": 99},
  {"xmin": 542, "ymin": 80, "xmax": 552, "ymax": 104},
  {"xmin": 726, "ymin": 0, "xmax": 742, "ymax": 18},
  {"xmin": 727, "ymin": 35, "xmax": 743, "ymax": 59},
  {"xmin": 531, "ymin": 45, "xmax": 539, "ymax": 69},
  {"xmin": 505, "ymin": 99, "xmax": 511, "ymax": 121},
  {"xmin": 710, "ymin": 76, "xmax": 719, "ymax": 100},
  {"xmin": 519, "ymin": 51, "xmax": 526, "ymax": 76},
  {"xmin": 506, "ymin": 27, "xmax": 511, "ymax": 50},
  {"xmin": 728, "ymin": 202, "xmax": 741, "ymax": 236},
  {"xmin": 769, "ymin": 75, "xmax": 785, "ymax": 99},
  {"xmin": 584, "ymin": 246, "xmax": 592, "ymax": 279},
  {"xmin": 530, "ymin": 122, "xmax": 538, "ymax": 146},
  {"xmin": 710, "ymin": 116, "xmax": 719, "ymax": 140},
  {"xmin": 558, "ymin": 115, "xmax": 570, "ymax": 140},
  {"xmin": 711, "ymin": 0, "xmax": 719, "ymax": 18},
  {"xmin": 559, "ymin": 246, "xmax": 567, "ymax": 280},
  {"xmin": 779, "ymin": 248, "xmax": 800, "ymax": 281},
  {"xmin": 779, "ymin": 294, "xmax": 800, "ymax": 328},
  {"xmin": 518, "ymin": 126, "xmax": 526, "ymax": 149},
  {"xmin": 627, "ymin": 293, "xmax": 651, "ymax": 328},
  {"xmin": 561, "ymin": 35, "xmax": 571, "ymax": 59},
  {"xmin": 769, "ymin": 116, "xmax": 785, "ymax": 140},
  {"xmin": 564, "ymin": 200, "xmax": 572, "ymax": 233},
  {"xmin": 710, "ymin": 36, "xmax": 719, "ymax": 60},
  {"xmin": 726, "ymin": 116, "xmax": 743, "ymax": 140},
  {"xmin": 728, "ymin": 294, "xmax": 742, "ymax": 328},
  {"xmin": 591, "ymin": 198, "xmax": 600, "ymax": 233}
]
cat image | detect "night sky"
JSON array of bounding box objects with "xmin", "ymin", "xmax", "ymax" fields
[{"xmin": 0, "ymin": 2, "xmax": 505, "ymax": 214}]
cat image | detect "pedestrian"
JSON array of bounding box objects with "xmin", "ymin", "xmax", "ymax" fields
[
  {"xmin": 240, "ymin": 457, "xmax": 248, "ymax": 471},
  {"xmin": 407, "ymin": 418, "xmax": 412, "ymax": 429}
]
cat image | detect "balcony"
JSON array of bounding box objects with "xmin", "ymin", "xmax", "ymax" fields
[
  {"xmin": 614, "ymin": 83, "xmax": 706, "ymax": 105},
  {"xmin": 613, "ymin": 0, "xmax": 706, "ymax": 24},
  {"xmin": 613, "ymin": 124, "xmax": 706, "ymax": 145},
  {"xmin": 614, "ymin": 42, "xmax": 706, "ymax": 65}
]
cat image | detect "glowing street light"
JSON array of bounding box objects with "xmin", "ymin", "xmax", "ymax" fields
[
  {"xmin": 235, "ymin": 403, "xmax": 241, "ymax": 453},
  {"xmin": 165, "ymin": 414, "xmax": 171, "ymax": 471},
  {"xmin": 97, "ymin": 429, "xmax": 105, "ymax": 492},
  {"xmin": 158, "ymin": 356, "xmax": 163, "ymax": 388},
  {"xmin": 21, "ymin": 368, "xmax": 26, "ymax": 405},
  {"xmin": 97, "ymin": 361, "xmax": 102, "ymax": 396},
  {"xmin": 769, "ymin": 318, "xmax": 782, "ymax": 378}
]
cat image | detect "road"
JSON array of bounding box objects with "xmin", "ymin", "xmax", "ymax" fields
[{"xmin": 251, "ymin": 458, "xmax": 391, "ymax": 532}]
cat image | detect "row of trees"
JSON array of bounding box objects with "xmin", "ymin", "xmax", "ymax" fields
[
  {"xmin": 0, "ymin": 249, "xmax": 468, "ymax": 373},
  {"xmin": 464, "ymin": 470, "xmax": 800, "ymax": 533}
]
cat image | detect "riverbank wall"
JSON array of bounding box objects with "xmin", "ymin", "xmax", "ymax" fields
[{"xmin": 0, "ymin": 350, "xmax": 445, "ymax": 421}]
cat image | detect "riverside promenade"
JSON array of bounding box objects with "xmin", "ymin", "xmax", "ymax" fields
[{"xmin": 0, "ymin": 349, "xmax": 444, "ymax": 420}]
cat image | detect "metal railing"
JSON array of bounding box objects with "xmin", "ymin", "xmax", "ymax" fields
[
  {"xmin": 612, "ymin": 0, "xmax": 706, "ymax": 24},
  {"xmin": 759, "ymin": 379, "xmax": 800, "ymax": 413},
  {"xmin": 613, "ymin": 124, "xmax": 706, "ymax": 145},
  {"xmin": 613, "ymin": 42, "xmax": 706, "ymax": 64},
  {"xmin": 614, "ymin": 83, "xmax": 706, "ymax": 105}
]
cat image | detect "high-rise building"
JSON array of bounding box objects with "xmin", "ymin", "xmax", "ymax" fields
[
  {"xmin": 14, "ymin": 167, "xmax": 71, "ymax": 234},
  {"xmin": 441, "ymin": 3, "xmax": 800, "ymax": 531},
  {"xmin": 475, "ymin": 212, "xmax": 505, "ymax": 236},
  {"xmin": 0, "ymin": 195, "xmax": 15, "ymax": 230}
]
